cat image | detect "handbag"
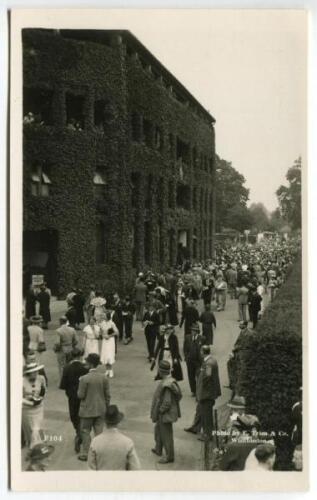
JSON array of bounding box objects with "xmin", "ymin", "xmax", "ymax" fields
[{"xmin": 37, "ymin": 341, "xmax": 47, "ymax": 353}]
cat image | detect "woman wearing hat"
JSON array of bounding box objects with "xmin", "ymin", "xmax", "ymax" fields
[
  {"xmin": 22, "ymin": 362, "xmax": 46, "ymax": 448},
  {"xmin": 26, "ymin": 443, "xmax": 54, "ymax": 471},
  {"xmin": 153, "ymin": 325, "xmax": 183, "ymax": 381},
  {"xmin": 82, "ymin": 316, "xmax": 100, "ymax": 358}
]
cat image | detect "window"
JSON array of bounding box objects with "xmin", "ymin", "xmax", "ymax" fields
[
  {"xmin": 155, "ymin": 126, "xmax": 164, "ymax": 151},
  {"xmin": 168, "ymin": 180, "xmax": 174, "ymax": 209},
  {"xmin": 30, "ymin": 166, "xmax": 52, "ymax": 197},
  {"xmin": 131, "ymin": 112, "xmax": 142, "ymax": 142},
  {"xmin": 176, "ymin": 137, "xmax": 190, "ymax": 165},
  {"xmin": 95, "ymin": 222, "xmax": 105, "ymax": 264},
  {"xmin": 130, "ymin": 172, "xmax": 140, "ymax": 208},
  {"xmin": 176, "ymin": 184, "xmax": 190, "ymax": 210},
  {"xmin": 94, "ymin": 168, "xmax": 107, "ymax": 198},
  {"xmin": 143, "ymin": 118, "xmax": 153, "ymax": 147},
  {"xmin": 94, "ymin": 100, "xmax": 106, "ymax": 131},
  {"xmin": 23, "ymin": 87, "xmax": 54, "ymax": 126},
  {"xmin": 66, "ymin": 92, "xmax": 85, "ymax": 130}
]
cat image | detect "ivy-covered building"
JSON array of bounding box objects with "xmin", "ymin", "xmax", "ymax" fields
[{"xmin": 23, "ymin": 29, "xmax": 216, "ymax": 296}]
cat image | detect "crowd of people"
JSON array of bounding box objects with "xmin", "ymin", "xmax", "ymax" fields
[{"xmin": 22, "ymin": 236, "xmax": 302, "ymax": 471}]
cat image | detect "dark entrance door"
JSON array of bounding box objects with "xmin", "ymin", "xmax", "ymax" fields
[{"xmin": 23, "ymin": 229, "xmax": 58, "ymax": 296}]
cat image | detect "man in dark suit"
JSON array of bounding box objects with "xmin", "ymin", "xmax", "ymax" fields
[
  {"xmin": 142, "ymin": 303, "xmax": 160, "ymax": 361},
  {"xmin": 77, "ymin": 353, "xmax": 111, "ymax": 461},
  {"xmin": 183, "ymin": 323, "xmax": 206, "ymax": 396},
  {"xmin": 59, "ymin": 348, "xmax": 88, "ymax": 453},
  {"xmin": 179, "ymin": 299, "xmax": 199, "ymax": 336},
  {"xmin": 196, "ymin": 345, "xmax": 221, "ymax": 440}
]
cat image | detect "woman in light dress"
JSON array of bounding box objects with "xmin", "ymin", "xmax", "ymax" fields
[
  {"xmin": 22, "ymin": 362, "xmax": 46, "ymax": 449},
  {"xmin": 83, "ymin": 317, "xmax": 100, "ymax": 358},
  {"xmin": 99, "ymin": 312, "xmax": 118, "ymax": 378}
]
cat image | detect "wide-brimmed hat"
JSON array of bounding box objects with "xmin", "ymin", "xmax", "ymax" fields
[
  {"xmin": 105, "ymin": 405, "xmax": 124, "ymax": 425},
  {"xmin": 28, "ymin": 443, "xmax": 55, "ymax": 461},
  {"xmin": 227, "ymin": 395, "xmax": 246, "ymax": 409},
  {"xmin": 23, "ymin": 362, "xmax": 44, "ymax": 375},
  {"xmin": 30, "ymin": 315, "xmax": 43, "ymax": 324},
  {"xmin": 159, "ymin": 360, "xmax": 171, "ymax": 375}
]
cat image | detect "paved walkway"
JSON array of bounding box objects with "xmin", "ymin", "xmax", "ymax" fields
[{"xmin": 23, "ymin": 295, "xmax": 244, "ymax": 471}]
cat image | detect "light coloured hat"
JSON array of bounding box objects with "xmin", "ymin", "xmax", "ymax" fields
[{"xmin": 23, "ymin": 362, "xmax": 44, "ymax": 375}]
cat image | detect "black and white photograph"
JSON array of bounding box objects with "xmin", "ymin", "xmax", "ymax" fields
[{"xmin": 9, "ymin": 8, "xmax": 307, "ymax": 492}]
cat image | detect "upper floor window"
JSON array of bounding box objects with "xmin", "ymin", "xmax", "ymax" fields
[
  {"xmin": 66, "ymin": 92, "xmax": 85, "ymax": 131},
  {"xmin": 94, "ymin": 100, "xmax": 106, "ymax": 132},
  {"xmin": 30, "ymin": 165, "xmax": 52, "ymax": 197},
  {"xmin": 176, "ymin": 137, "xmax": 190, "ymax": 165},
  {"xmin": 176, "ymin": 183, "xmax": 190, "ymax": 210},
  {"xmin": 23, "ymin": 87, "xmax": 54, "ymax": 126}
]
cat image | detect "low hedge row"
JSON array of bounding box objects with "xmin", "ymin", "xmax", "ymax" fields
[{"xmin": 238, "ymin": 258, "xmax": 302, "ymax": 470}]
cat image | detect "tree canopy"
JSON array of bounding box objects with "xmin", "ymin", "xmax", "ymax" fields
[{"xmin": 276, "ymin": 157, "xmax": 301, "ymax": 230}]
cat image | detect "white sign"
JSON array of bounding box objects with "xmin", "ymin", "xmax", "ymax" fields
[{"xmin": 32, "ymin": 274, "xmax": 44, "ymax": 287}]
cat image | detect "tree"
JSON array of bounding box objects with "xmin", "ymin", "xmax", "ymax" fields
[
  {"xmin": 249, "ymin": 203, "xmax": 270, "ymax": 232},
  {"xmin": 276, "ymin": 157, "xmax": 301, "ymax": 230},
  {"xmin": 215, "ymin": 155, "xmax": 250, "ymax": 231},
  {"xmin": 268, "ymin": 208, "xmax": 285, "ymax": 232},
  {"xmin": 226, "ymin": 203, "xmax": 254, "ymax": 232}
]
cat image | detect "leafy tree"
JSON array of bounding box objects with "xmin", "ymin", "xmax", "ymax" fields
[
  {"xmin": 268, "ymin": 208, "xmax": 285, "ymax": 232},
  {"xmin": 249, "ymin": 203, "xmax": 270, "ymax": 232},
  {"xmin": 276, "ymin": 157, "xmax": 301, "ymax": 230},
  {"xmin": 215, "ymin": 155, "xmax": 250, "ymax": 231},
  {"xmin": 225, "ymin": 203, "xmax": 254, "ymax": 232}
]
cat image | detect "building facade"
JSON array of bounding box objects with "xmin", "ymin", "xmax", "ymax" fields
[{"xmin": 23, "ymin": 29, "xmax": 216, "ymax": 296}]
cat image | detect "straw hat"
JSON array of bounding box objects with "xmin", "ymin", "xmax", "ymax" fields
[{"xmin": 23, "ymin": 362, "xmax": 44, "ymax": 375}]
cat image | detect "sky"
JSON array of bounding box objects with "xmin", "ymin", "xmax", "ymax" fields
[{"xmin": 123, "ymin": 10, "xmax": 307, "ymax": 211}]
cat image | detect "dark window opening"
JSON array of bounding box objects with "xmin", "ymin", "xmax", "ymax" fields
[
  {"xmin": 176, "ymin": 137, "xmax": 190, "ymax": 165},
  {"xmin": 155, "ymin": 126, "xmax": 164, "ymax": 151},
  {"xmin": 23, "ymin": 87, "xmax": 54, "ymax": 126},
  {"xmin": 143, "ymin": 118, "xmax": 153, "ymax": 147},
  {"xmin": 145, "ymin": 175, "xmax": 152, "ymax": 209},
  {"xmin": 66, "ymin": 92, "xmax": 85, "ymax": 130},
  {"xmin": 168, "ymin": 181, "xmax": 174, "ymax": 208},
  {"xmin": 95, "ymin": 222, "xmax": 105, "ymax": 264},
  {"xmin": 94, "ymin": 100, "xmax": 106, "ymax": 131},
  {"xmin": 94, "ymin": 168, "xmax": 107, "ymax": 198},
  {"xmin": 176, "ymin": 184, "xmax": 190, "ymax": 210},
  {"xmin": 131, "ymin": 112, "xmax": 142, "ymax": 142},
  {"xmin": 30, "ymin": 165, "xmax": 52, "ymax": 197},
  {"xmin": 144, "ymin": 221, "xmax": 151, "ymax": 265},
  {"xmin": 130, "ymin": 172, "xmax": 140, "ymax": 208}
]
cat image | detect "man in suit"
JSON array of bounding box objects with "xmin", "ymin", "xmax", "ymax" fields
[
  {"xmin": 196, "ymin": 345, "xmax": 221, "ymax": 440},
  {"xmin": 60, "ymin": 347, "xmax": 88, "ymax": 453},
  {"xmin": 179, "ymin": 299, "xmax": 199, "ymax": 336},
  {"xmin": 77, "ymin": 353, "xmax": 111, "ymax": 461},
  {"xmin": 88, "ymin": 405, "xmax": 140, "ymax": 470},
  {"xmin": 134, "ymin": 276, "xmax": 148, "ymax": 321},
  {"xmin": 142, "ymin": 303, "xmax": 160, "ymax": 361},
  {"xmin": 199, "ymin": 304, "xmax": 217, "ymax": 345},
  {"xmin": 183, "ymin": 323, "xmax": 206, "ymax": 396}
]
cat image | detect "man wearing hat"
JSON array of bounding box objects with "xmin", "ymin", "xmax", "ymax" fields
[
  {"xmin": 60, "ymin": 348, "xmax": 88, "ymax": 453},
  {"xmin": 179, "ymin": 299, "xmax": 199, "ymax": 336},
  {"xmin": 227, "ymin": 321, "xmax": 252, "ymax": 395},
  {"xmin": 121, "ymin": 296, "xmax": 136, "ymax": 344},
  {"xmin": 88, "ymin": 405, "xmax": 140, "ymax": 470},
  {"xmin": 26, "ymin": 443, "xmax": 55, "ymax": 471},
  {"xmin": 183, "ymin": 322, "xmax": 206, "ymax": 396},
  {"xmin": 151, "ymin": 360, "xmax": 182, "ymax": 464},
  {"xmin": 77, "ymin": 353, "xmax": 111, "ymax": 461},
  {"xmin": 55, "ymin": 316, "xmax": 79, "ymax": 380},
  {"xmin": 142, "ymin": 302, "xmax": 160, "ymax": 361},
  {"xmin": 27, "ymin": 315, "xmax": 45, "ymax": 353}
]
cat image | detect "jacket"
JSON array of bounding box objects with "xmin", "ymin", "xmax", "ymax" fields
[
  {"xmin": 183, "ymin": 333, "xmax": 206, "ymax": 364},
  {"xmin": 77, "ymin": 369, "xmax": 111, "ymax": 418},
  {"xmin": 151, "ymin": 376, "xmax": 182, "ymax": 424},
  {"xmin": 60, "ymin": 360, "xmax": 88, "ymax": 399},
  {"xmin": 196, "ymin": 354, "xmax": 221, "ymax": 402},
  {"xmin": 88, "ymin": 427, "xmax": 141, "ymax": 470}
]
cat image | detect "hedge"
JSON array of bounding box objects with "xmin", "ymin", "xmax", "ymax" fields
[{"xmin": 238, "ymin": 258, "xmax": 302, "ymax": 470}]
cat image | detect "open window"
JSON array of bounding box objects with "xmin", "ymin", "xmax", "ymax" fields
[
  {"xmin": 30, "ymin": 165, "xmax": 52, "ymax": 197},
  {"xmin": 66, "ymin": 92, "xmax": 85, "ymax": 130},
  {"xmin": 143, "ymin": 118, "xmax": 153, "ymax": 147},
  {"xmin": 94, "ymin": 168, "xmax": 107, "ymax": 198},
  {"xmin": 130, "ymin": 172, "xmax": 140, "ymax": 208},
  {"xmin": 176, "ymin": 183, "xmax": 190, "ymax": 210},
  {"xmin": 176, "ymin": 137, "xmax": 190, "ymax": 165},
  {"xmin": 23, "ymin": 87, "xmax": 54, "ymax": 126}
]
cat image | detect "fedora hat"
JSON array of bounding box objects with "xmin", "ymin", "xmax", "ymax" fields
[
  {"xmin": 30, "ymin": 315, "xmax": 43, "ymax": 324},
  {"xmin": 23, "ymin": 362, "xmax": 44, "ymax": 375},
  {"xmin": 158, "ymin": 360, "xmax": 171, "ymax": 375},
  {"xmin": 227, "ymin": 395, "xmax": 246, "ymax": 409},
  {"xmin": 105, "ymin": 405, "xmax": 124, "ymax": 425},
  {"xmin": 28, "ymin": 443, "xmax": 54, "ymax": 461}
]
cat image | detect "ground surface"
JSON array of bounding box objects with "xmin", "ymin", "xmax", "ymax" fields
[{"xmin": 23, "ymin": 295, "xmax": 247, "ymax": 471}]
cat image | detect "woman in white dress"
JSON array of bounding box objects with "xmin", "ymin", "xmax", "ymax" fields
[
  {"xmin": 83, "ymin": 317, "xmax": 100, "ymax": 358},
  {"xmin": 99, "ymin": 312, "xmax": 118, "ymax": 378}
]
